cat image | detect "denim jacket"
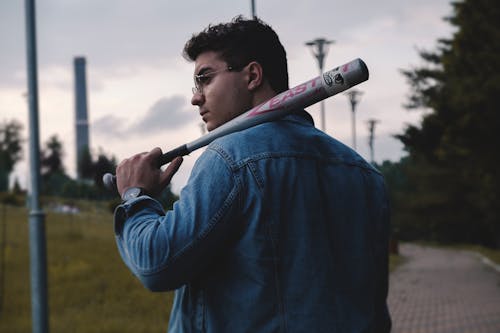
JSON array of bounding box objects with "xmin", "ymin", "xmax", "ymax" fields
[{"xmin": 114, "ymin": 111, "xmax": 391, "ymax": 333}]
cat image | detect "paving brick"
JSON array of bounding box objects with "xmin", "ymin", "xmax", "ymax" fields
[{"xmin": 388, "ymin": 244, "xmax": 500, "ymax": 333}]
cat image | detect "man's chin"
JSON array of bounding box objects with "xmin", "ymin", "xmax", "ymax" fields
[{"xmin": 206, "ymin": 122, "xmax": 218, "ymax": 132}]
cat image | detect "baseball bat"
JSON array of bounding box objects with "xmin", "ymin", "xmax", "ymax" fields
[{"xmin": 103, "ymin": 58, "xmax": 369, "ymax": 191}]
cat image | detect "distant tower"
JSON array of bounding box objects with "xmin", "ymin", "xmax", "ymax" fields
[{"xmin": 74, "ymin": 56, "xmax": 90, "ymax": 179}]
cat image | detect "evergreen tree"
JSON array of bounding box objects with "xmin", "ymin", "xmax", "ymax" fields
[
  {"xmin": 78, "ymin": 146, "xmax": 94, "ymax": 180},
  {"xmin": 40, "ymin": 135, "xmax": 71, "ymax": 195},
  {"xmin": 41, "ymin": 135, "xmax": 65, "ymax": 176},
  {"xmin": 92, "ymin": 149, "xmax": 117, "ymax": 188},
  {"xmin": 0, "ymin": 120, "xmax": 23, "ymax": 191},
  {"xmin": 397, "ymin": 0, "xmax": 500, "ymax": 246}
]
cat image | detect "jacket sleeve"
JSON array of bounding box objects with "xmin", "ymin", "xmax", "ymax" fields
[{"xmin": 114, "ymin": 147, "xmax": 242, "ymax": 291}]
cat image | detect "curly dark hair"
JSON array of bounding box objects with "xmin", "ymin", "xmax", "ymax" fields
[{"xmin": 183, "ymin": 16, "xmax": 289, "ymax": 94}]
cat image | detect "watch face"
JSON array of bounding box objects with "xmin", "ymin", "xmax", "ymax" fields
[{"xmin": 123, "ymin": 187, "xmax": 142, "ymax": 201}]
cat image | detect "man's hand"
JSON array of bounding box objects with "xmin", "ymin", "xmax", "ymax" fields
[{"xmin": 116, "ymin": 147, "xmax": 183, "ymax": 198}]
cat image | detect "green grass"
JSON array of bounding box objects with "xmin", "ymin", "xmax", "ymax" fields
[
  {"xmin": 446, "ymin": 244, "xmax": 500, "ymax": 265},
  {"xmin": 475, "ymin": 246, "xmax": 500, "ymax": 265},
  {"xmin": 389, "ymin": 254, "xmax": 405, "ymax": 273},
  {"xmin": 0, "ymin": 198, "xmax": 427, "ymax": 332},
  {"xmin": 0, "ymin": 202, "xmax": 173, "ymax": 333}
]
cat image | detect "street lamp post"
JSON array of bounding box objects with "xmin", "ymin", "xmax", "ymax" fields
[
  {"xmin": 367, "ymin": 119, "xmax": 380, "ymax": 164},
  {"xmin": 345, "ymin": 89, "xmax": 363, "ymax": 151},
  {"xmin": 24, "ymin": 0, "xmax": 49, "ymax": 332},
  {"xmin": 305, "ymin": 38, "xmax": 334, "ymax": 132}
]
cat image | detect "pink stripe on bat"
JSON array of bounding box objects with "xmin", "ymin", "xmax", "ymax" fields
[{"xmin": 245, "ymin": 77, "xmax": 323, "ymax": 118}]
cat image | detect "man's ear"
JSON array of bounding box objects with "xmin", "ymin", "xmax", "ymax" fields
[{"xmin": 246, "ymin": 61, "xmax": 264, "ymax": 91}]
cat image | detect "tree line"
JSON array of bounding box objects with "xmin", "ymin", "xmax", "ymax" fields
[
  {"xmin": 380, "ymin": 0, "xmax": 500, "ymax": 248},
  {"xmin": 0, "ymin": 122, "xmax": 178, "ymax": 208},
  {"xmin": 0, "ymin": 122, "xmax": 117, "ymax": 200}
]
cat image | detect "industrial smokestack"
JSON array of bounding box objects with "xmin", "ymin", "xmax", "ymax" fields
[{"xmin": 74, "ymin": 56, "xmax": 90, "ymax": 179}]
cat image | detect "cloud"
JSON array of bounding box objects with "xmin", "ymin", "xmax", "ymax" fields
[
  {"xmin": 92, "ymin": 114, "xmax": 127, "ymax": 139},
  {"xmin": 0, "ymin": 0, "xmax": 247, "ymax": 88},
  {"xmin": 92, "ymin": 95, "xmax": 196, "ymax": 139},
  {"xmin": 129, "ymin": 95, "xmax": 196, "ymax": 133}
]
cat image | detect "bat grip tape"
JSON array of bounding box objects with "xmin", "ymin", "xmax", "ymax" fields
[{"xmin": 158, "ymin": 144, "xmax": 189, "ymax": 166}]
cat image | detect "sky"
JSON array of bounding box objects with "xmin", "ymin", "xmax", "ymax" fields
[{"xmin": 0, "ymin": 0, "xmax": 454, "ymax": 194}]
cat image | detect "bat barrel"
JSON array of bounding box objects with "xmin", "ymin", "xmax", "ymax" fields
[{"xmin": 321, "ymin": 58, "xmax": 369, "ymax": 97}]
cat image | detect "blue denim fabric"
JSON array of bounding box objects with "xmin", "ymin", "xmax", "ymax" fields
[{"xmin": 114, "ymin": 111, "xmax": 391, "ymax": 333}]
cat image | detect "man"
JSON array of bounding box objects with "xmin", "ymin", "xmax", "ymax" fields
[{"xmin": 114, "ymin": 16, "xmax": 391, "ymax": 333}]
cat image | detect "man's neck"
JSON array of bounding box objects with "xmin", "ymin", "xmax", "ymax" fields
[{"xmin": 251, "ymin": 82, "xmax": 278, "ymax": 108}]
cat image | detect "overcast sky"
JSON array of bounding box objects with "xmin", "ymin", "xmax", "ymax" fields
[{"xmin": 0, "ymin": 0, "xmax": 454, "ymax": 194}]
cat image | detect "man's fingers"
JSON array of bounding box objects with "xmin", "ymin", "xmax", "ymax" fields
[
  {"xmin": 147, "ymin": 147, "xmax": 163, "ymax": 163},
  {"xmin": 159, "ymin": 157, "xmax": 184, "ymax": 189}
]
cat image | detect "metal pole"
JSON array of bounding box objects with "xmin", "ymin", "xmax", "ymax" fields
[
  {"xmin": 251, "ymin": 0, "xmax": 256, "ymax": 18},
  {"xmin": 305, "ymin": 38, "xmax": 334, "ymax": 132},
  {"xmin": 345, "ymin": 89, "xmax": 363, "ymax": 151},
  {"xmin": 24, "ymin": 0, "xmax": 49, "ymax": 332},
  {"xmin": 367, "ymin": 119, "xmax": 379, "ymax": 164},
  {"xmin": 319, "ymin": 61, "xmax": 325, "ymax": 134},
  {"xmin": 0, "ymin": 204, "xmax": 6, "ymax": 314},
  {"xmin": 352, "ymin": 107, "xmax": 356, "ymax": 150}
]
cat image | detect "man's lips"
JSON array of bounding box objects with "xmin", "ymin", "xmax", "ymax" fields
[{"xmin": 199, "ymin": 109, "xmax": 209, "ymax": 122}]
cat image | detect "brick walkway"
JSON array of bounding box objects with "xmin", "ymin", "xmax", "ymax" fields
[{"xmin": 388, "ymin": 244, "xmax": 500, "ymax": 333}]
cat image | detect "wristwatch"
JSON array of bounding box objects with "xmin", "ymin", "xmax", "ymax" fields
[{"xmin": 121, "ymin": 187, "xmax": 145, "ymax": 202}]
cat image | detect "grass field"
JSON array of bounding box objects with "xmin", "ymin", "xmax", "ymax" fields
[
  {"xmin": 0, "ymin": 201, "xmax": 173, "ymax": 333},
  {"xmin": 6, "ymin": 198, "xmax": 490, "ymax": 332}
]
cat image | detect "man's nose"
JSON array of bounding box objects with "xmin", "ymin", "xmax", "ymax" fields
[{"xmin": 191, "ymin": 92, "xmax": 204, "ymax": 106}]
